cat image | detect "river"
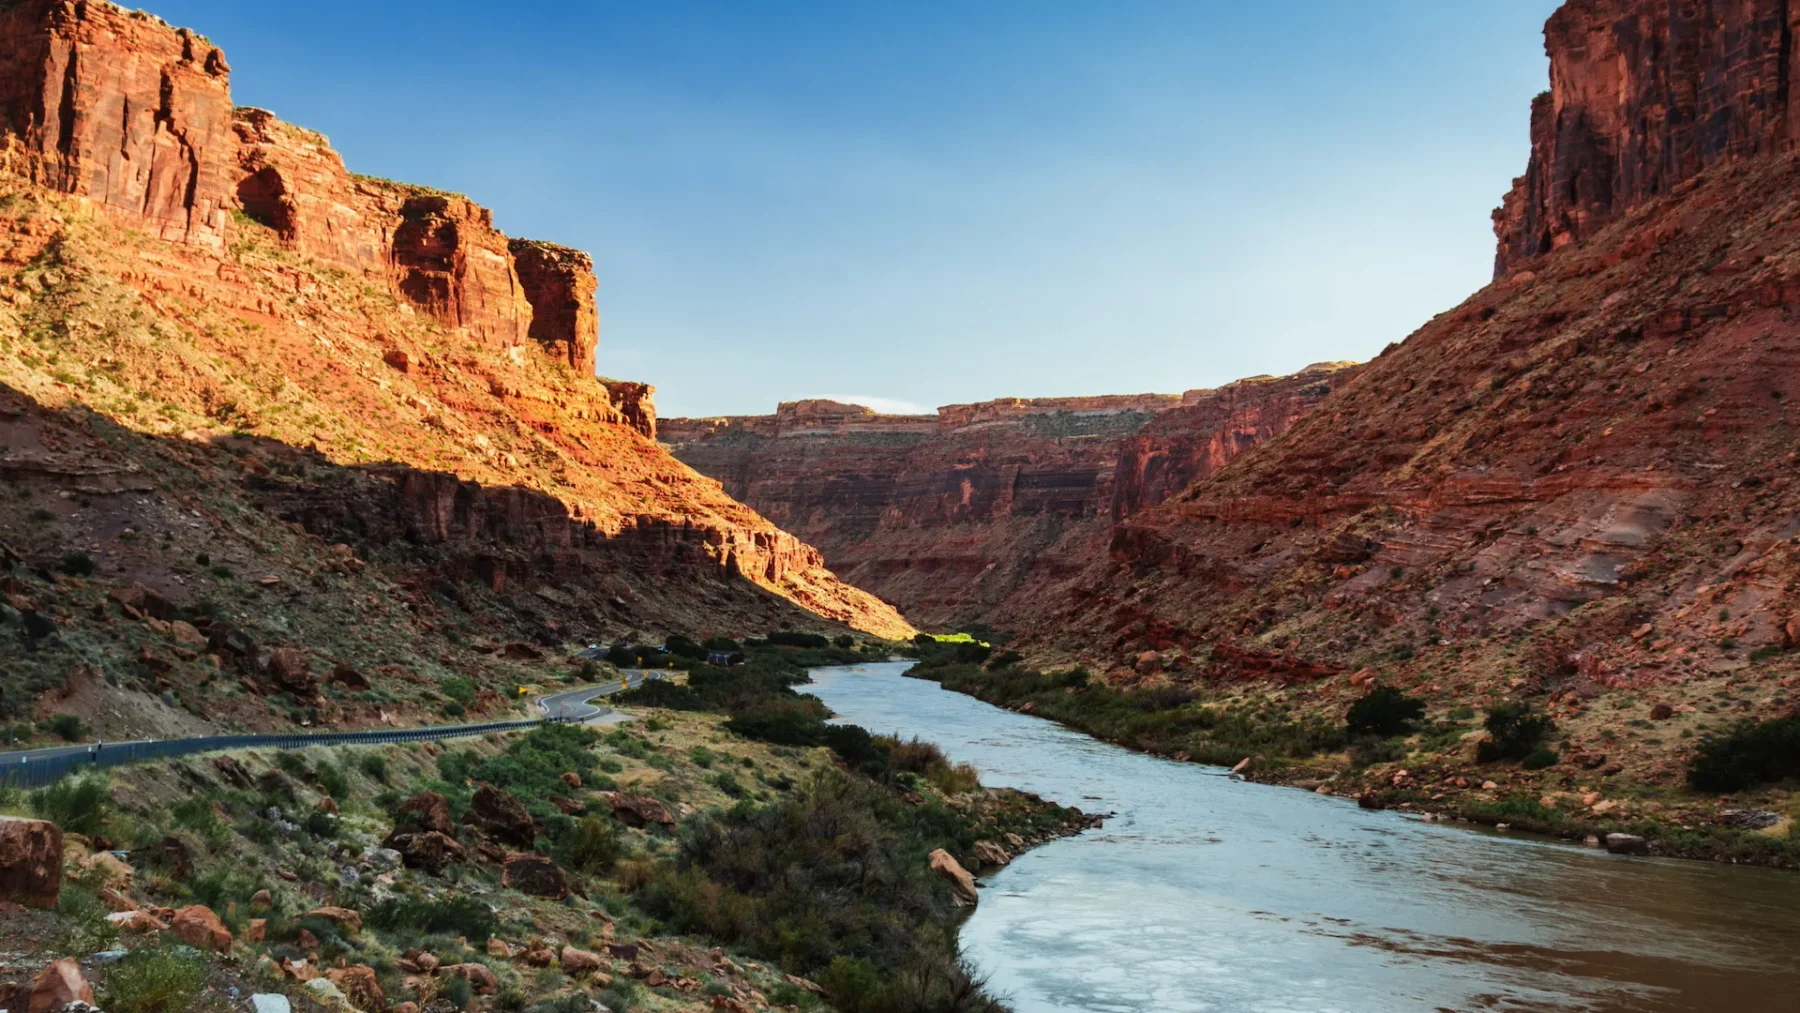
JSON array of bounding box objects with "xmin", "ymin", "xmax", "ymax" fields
[{"xmin": 804, "ymin": 662, "xmax": 1800, "ymax": 1013}]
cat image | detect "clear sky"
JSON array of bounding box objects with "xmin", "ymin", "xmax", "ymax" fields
[{"xmin": 153, "ymin": 0, "xmax": 1562, "ymax": 418}]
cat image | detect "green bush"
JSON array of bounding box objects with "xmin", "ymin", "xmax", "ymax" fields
[
  {"xmin": 316, "ymin": 760, "xmax": 350, "ymax": 800},
  {"xmin": 702, "ymin": 637, "xmax": 742, "ymax": 653},
  {"xmin": 367, "ymin": 895, "xmax": 497, "ymax": 942},
  {"xmin": 1477, "ymin": 702, "xmax": 1555, "ymax": 763},
  {"xmin": 1344, "ymin": 687, "xmax": 1424, "ymax": 738},
  {"xmin": 1687, "ymin": 716, "xmax": 1800, "ymax": 792},
  {"xmin": 59, "ymin": 551, "xmax": 95, "ymax": 576},
  {"xmin": 46, "ymin": 713, "xmax": 85, "ymax": 741},
  {"xmin": 765, "ymin": 631, "xmax": 831, "ymax": 649},
  {"xmin": 56, "ymin": 882, "xmax": 120, "ymax": 953},
  {"xmin": 440, "ymin": 677, "xmax": 476, "ymax": 705},
  {"xmin": 1521, "ymin": 747, "xmax": 1560, "ymax": 770},
  {"xmin": 597, "ymin": 979, "xmax": 641, "ymax": 1013},
  {"xmin": 359, "ymin": 753, "xmax": 389, "ymax": 783},
  {"xmin": 99, "ymin": 947, "xmax": 208, "ymax": 1013},
  {"xmin": 31, "ymin": 773, "xmax": 109, "ymax": 836},
  {"xmin": 666, "ymin": 635, "xmax": 707, "ymax": 659},
  {"xmin": 557, "ymin": 816, "xmax": 622, "ymax": 875}
]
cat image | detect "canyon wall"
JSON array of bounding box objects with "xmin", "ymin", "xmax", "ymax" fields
[
  {"xmin": 662, "ymin": 366, "xmax": 1356, "ymax": 627},
  {"xmin": 991, "ymin": 0, "xmax": 1800, "ymax": 794},
  {"xmin": 1494, "ymin": 0, "xmax": 1800, "ymax": 275},
  {"xmin": 0, "ymin": 0, "xmax": 912, "ymax": 641}
]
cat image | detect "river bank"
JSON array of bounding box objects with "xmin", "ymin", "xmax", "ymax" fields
[
  {"xmin": 900, "ymin": 655, "xmax": 1800, "ymax": 871},
  {"xmin": 809, "ymin": 661, "xmax": 1800, "ymax": 1013}
]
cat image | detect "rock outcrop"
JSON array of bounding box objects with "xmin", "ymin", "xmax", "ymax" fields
[
  {"xmin": 1494, "ymin": 0, "xmax": 1800, "ymax": 275},
  {"xmin": 0, "ymin": 0, "xmax": 234, "ymax": 249},
  {"xmin": 0, "ymin": 816, "xmax": 61, "ymax": 910},
  {"xmin": 0, "ymin": 0, "xmax": 913, "ymax": 644},
  {"xmin": 662, "ymin": 367, "xmax": 1354, "ymax": 626}
]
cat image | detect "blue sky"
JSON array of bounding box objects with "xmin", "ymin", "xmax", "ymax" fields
[{"xmin": 156, "ymin": 1, "xmax": 1561, "ymax": 418}]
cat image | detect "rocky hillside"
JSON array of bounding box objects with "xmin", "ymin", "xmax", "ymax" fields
[
  {"xmin": 0, "ymin": 0, "xmax": 910, "ymax": 742},
  {"xmin": 662, "ymin": 366, "xmax": 1355, "ymax": 627},
  {"xmin": 1004, "ymin": 0, "xmax": 1800, "ymax": 787}
]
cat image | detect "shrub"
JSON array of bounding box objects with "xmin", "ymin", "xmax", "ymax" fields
[
  {"xmin": 440, "ymin": 677, "xmax": 476, "ymax": 705},
  {"xmin": 316, "ymin": 760, "xmax": 350, "ymax": 800},
  {"xmin": 1349, "ymin": 735, "xmax": 1406, "ymax": 768},
  {"xmin": 689, "ymin": 746, "xmax": 715, "ymax": 768},
  {"xmin": 56, "ymin": 882, "xmax": 119, "ymax": 954},
  {"xmin": 31, "ymin": 773, "xmax": 109, "ymax": 836},
  {"xmin": 666, "ymin": 635, "xmax": 707, "ymax": 659},
  {"xmin": 99, "ymin": 947, "xmax": 208, "ymax": 1013},
  {"xmin": 1521, "ymin": 747, "xmax": 1560, "ymax": 770},
  {"xmin": 47, "ymin": 713, "xmax": 85, "ymax": 741},
  {"xmin": 1687, "ymin": 716, "xmax": 1800, "ymax": 792},
  {"xmin": 702, "ymin": 637, "xmax": 742, "ymax": 653},
  {"xmin": 58, "ymin": 551, "xmax": 95, "ymax": 576},
  {"xmin": 443, "ymin": 976, "xmax": 474, "ymax": 1009},
  {"xmin": 367, "ymin": 895, "xmax": 497, "ymax": 941},
  {"xmin": 1345, "ymin": 686, "xmax": 1425, "ymax": 738},
  {"xmin": 605, "ymin": 646, "xmax": 636, "ymax": 667},
  {"xmin": 597, "ymin": 979, "xmax": 641, "ymax": 1013},
  {"xmin": 1477, "ymin": 702, "xmax": 1555, "ymax": 763},
  {"xmin": 765, "ymin": 631, "xmax": 830, "ymax": 649},
  {"xmin": 359, "ymin": 753, "xmax": 390, "ymax": 783},
  {"xmin": 557, "ymin": 816, "xmax": 622, "ymax": 875},
  {"xmin": 834, "ymin": 635, "xmax": 854, "ymax": 649}
]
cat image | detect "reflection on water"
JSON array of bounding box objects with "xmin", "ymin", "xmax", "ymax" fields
[{"xmin": 806, "ymin": 663, "xmax": 1800, "ymax": 1013}]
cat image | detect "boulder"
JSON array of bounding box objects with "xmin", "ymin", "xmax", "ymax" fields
[
  {"xmin": 1604, "ymin": 833, "xmax": 1651, "ymax": 856},
  {"xmin": 928, "ymin": 848, "xmax": 979, "ymax": 907},
  {"xmin": 441, "ymin": 963, "xmax": 500, "ymax": 995},
  {"xmin": 467, "ymin": 784, "xmax": 536, "ymax": 848},
  {"xmin": 1649, "ymin": 703, "xmax": 1674, "ymax": 721},
  {"xmin": 560, "ymin": 772, "xmax": 582, "ymax": 789},
  {"xmin": 0, "ymin": 816, "xmax": 62, "ymax": 909},
  {"xmin": 107, "ymin": 909, "xmax": 169, "ymax": 933},
  {"xmin": 18, "ymin": 957, "xmax": 94, "ymax": 1013},
  {"xmin": 560, "ymin": 946, "xmax": 606, "ymax": 976},
  {"xmin": 395, "ymin": 791, "xmax": 456, "ymax": 836},
  {"xmin": 212, "ymin": 755, "xmax": 256, "ymax": 789},
  {"xmin": 250, "ymin": 888, "xmax": 274, "ymax": 910},
  {"xmin": 265, "ymin": 647, "xmax": 318, "ymax": 698},
  {"xmin": 171, "ymin": 903, "xmax": 233, "ymax": 951},
  {"xmin": 604, "ymin": 791, "xmax": 676, "ymax": 828},
  {"xmin": 520, "ymin": 945, "xmax": 555, "ymax": 968},
  {"xmin": 501, "ymin": 853, "xmax": 569, "ymax": 899},
  {"xmin": 550, "ymin": 795, "xmax": 586, "ymax": 815},
  {"xmin": 247, "ymin": 917, "xmax": 267, "ymax": 943},
  {"xmin": 250, "ymin": 995, "xmax": 293, "ymax": 1013},
  {"xmin": 324, "ymin": 964, "xmax": 384, "ymax": 1011},
  {"xmin": 971, "ymin": 839, "xmax": 1012, "ymax": 869}
]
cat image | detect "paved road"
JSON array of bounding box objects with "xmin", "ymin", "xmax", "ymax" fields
[
  {"xmin": 0, "ymin": 669, "xmax": 671, "ymax": 785},
  {"xmin": 533, "ymin": 670, "xmax": 667, "ymax": 724}
]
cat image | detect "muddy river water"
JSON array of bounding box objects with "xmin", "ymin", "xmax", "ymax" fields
[{"xmin": 805, "ymin": 662, "xmax": 1800, "ymax": 1013}]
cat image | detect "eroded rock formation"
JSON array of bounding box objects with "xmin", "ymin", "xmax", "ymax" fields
[
  {"xmin": 662, "ymin": 367, "xmax": 1354, "ymax": 626},
  {"xmin": 0, "ymin": 0, "xmax": 914, "ymax": 648},
  {"xmin": 1494, "ymin": 0, "xmax": 1800, "ymax": 275}
]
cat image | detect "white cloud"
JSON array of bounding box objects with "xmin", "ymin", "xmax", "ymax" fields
[{"xmin": 817, "ymin": 394, "xmax": 931, "ymax": 416}]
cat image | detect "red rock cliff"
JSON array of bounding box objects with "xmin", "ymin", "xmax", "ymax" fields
[
  {"xmin": 661, "ymin": 366, "xmax": 1355, "ymax": 627},
  {"xmin": 0, "ymin": 0, "xmax": 913, "ymax": 641},
  {"xmin": 0, "ymin": 0, "xmax": 235, "ymax": 249},
  {"xmin": 1494, "ymin": 0, "xmax": 1800, "ymax": 275}
]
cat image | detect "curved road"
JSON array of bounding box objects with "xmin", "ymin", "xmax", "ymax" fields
[
  {"xmin": 533, "ymin": 670, "xmax": 667, "ymax": 724},
  {"xmin": 0, "ymin": 670, "xmax": 671, "ymax": 785}
]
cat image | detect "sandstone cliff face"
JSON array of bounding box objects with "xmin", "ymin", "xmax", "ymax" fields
[
  {"xmin": 1494, "ymin": 0, "xmax": 1800, "ymax": 275},
  {"xmin": 1017, "ymin": 2, "xmax": 1800, "ymax": 789},
  {"xmin": 0, "ymin": 0, "xmax": 234, "ymax": 249},
  {"xmin": 661, "ymin": 369, "xmax": 1354, "ymax": 627},
  {"xmin": 0, "ymin": 0, "xmax": 912, "ymax": 654}
]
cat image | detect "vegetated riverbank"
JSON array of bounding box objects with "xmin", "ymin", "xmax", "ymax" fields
[
  {"xmin": 903, "ymin": 640, "xmax": 1800, "ymax": 871},
  {"xmin": 0, "ymin": 639, "xmax": 1094, "ymax": 1013}
]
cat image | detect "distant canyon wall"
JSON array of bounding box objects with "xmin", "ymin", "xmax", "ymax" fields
[{"xmin": 662, "ymin": 366, "xmax": 1358, "ymax": 627}]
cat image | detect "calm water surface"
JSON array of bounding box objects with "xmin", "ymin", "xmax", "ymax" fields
[{"xmin": 806, "ymin": 663, "xmax": 1800, "ymax": 1013}]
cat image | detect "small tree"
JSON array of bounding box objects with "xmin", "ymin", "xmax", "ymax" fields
[
  {"xmin": 1345, "ymin": 686, "xmax": 1425, "ymax": 738},
  {"xmin": 1477, "ymin": 702, "xmax": 1555, "ymax": 763}
]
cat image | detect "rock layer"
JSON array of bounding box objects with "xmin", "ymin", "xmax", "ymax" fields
[
  {"xmin": 0, "ymin": 0, "xmax": 912, "ymax": 642},
  {"xmin": 662, "ymin": 368, "xmax": 1354, "ymax": 627},
  {"xmin": 1494, "ymin": 0, "xmax": 1800, "ymax": 275}
]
